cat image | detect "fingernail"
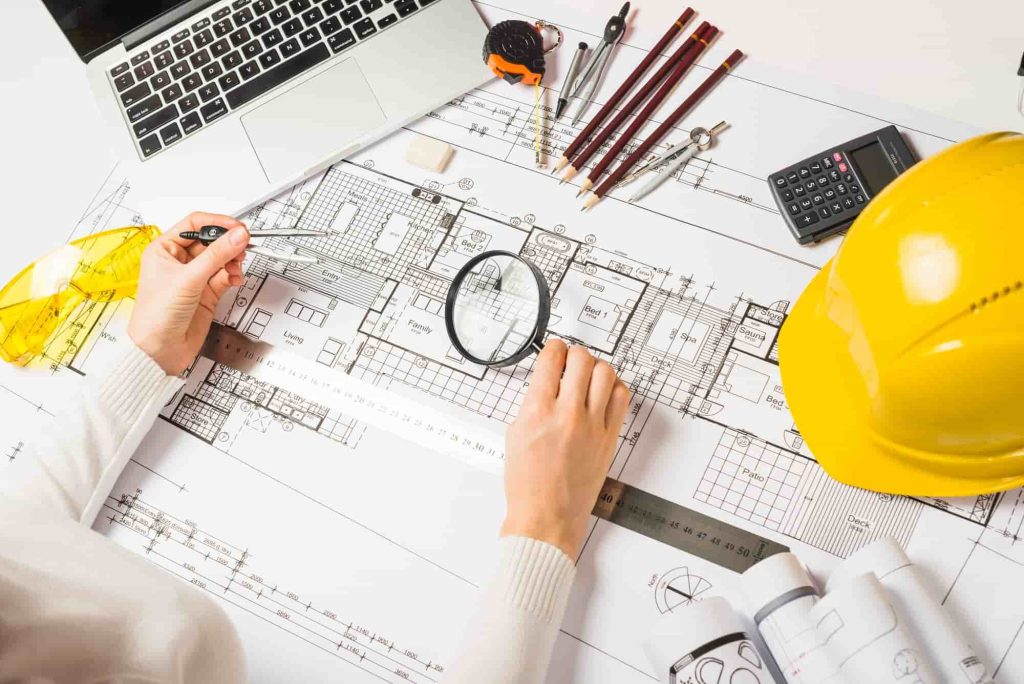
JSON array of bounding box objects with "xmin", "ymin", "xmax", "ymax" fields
[{"xmin": 229, "ymin": 227, "xmax": 248, "ymax": 246}]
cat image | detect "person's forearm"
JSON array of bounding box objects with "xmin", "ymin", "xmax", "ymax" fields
[
  {"xmin": 444, "ymin": 536, "xmax": 576, "ymax": 684},
  {"xmin": 1, "ymin": 342, "xmax": 183, "ymax": 524}
]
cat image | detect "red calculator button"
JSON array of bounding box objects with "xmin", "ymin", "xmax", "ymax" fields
[
  {"xmin": 838, "ymin": 162, "xmax": 848, "ymax": 173},
  {"xmin": 833, "ymin": 152, "xmax": 843, "ymax": 162}
]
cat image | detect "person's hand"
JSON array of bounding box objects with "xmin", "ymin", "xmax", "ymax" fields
[
  {"xmin": 127, "ymin": 212, "xmax": 249, "ymax": 376},
  {"xmin": 501, "ymin": 340, "xmax": 631, "ymax": 559}
]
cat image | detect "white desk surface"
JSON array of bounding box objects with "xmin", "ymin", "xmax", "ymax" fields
[{"xmin": 1, "ymin": 0, "xmax": 1022, "ymax": 261}]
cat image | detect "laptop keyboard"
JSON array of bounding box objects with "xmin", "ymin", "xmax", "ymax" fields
[{"xmin": 108, "ymin": 0, "xmax": 438, "ymax": 160}]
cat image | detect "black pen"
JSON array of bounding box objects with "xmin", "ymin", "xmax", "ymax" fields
[{"xmin": 556, "ymin": 42, "xmax": 588, "ymax": 120}]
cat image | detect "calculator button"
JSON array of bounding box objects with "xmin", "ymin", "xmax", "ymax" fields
[
  {"xmin": 773, "ymin": 176, "xmax": 787, "ymax": 188},
  {"xmin": 810, "ymin": 162, "xmax": 822, "ymax": 174},
  {"xmin": 781, "ymin": 189, "xmax": 794, "ymax": 201},
  {"xmin": 787, "ymin": 203, "xmax": 801, "ymax": 216},
  {"xmin": 843, "ymin": 197, "xmax": 856, "ymax": 209},
  {"xmin": 833, "ymin": 152, "xmax": 843, "ymax": 162},
  {"xmin": 798, "ymin": 167, "xmax": 811, "ymax": 178},
  {"xmin": 844, "ymin": 173, "xmax": 854, "ymax": 183},
  {"xmin": 855, "ymin": 194, "xmax": 866, "ymax": 204},
  {"xmin": 822, "ymin": 157, "xmax": 834, "ymax": 169},
  {"xmin": 828, "ymin": 170, "xmax": 840, "ymax": 182},
  {"xmin": 818, "ymin": 206, "xmax": 832, "ymax": 219},
  {"xmin": 850, "ymin": 185, "xmax": 860, "ymax": 194},
  {"xmin": 824, "ymin": 188, "xmax": 836, "ymax": 200},
  {"xmin": 812, "ymin": 193, "xmax": 824, "ymax": 205},
  {"xmin": 835, "ymin": 183, "xmax": 847, "ymax": 195},
  {"xmin": 797, "ymin": 213, "xmax": 820, "ymax": 229},
  {"xmin": 786, "ymin": 171, "xmax": 799, "ymax": 184},
  {"xmin": 830, "ymin": 201, "xmax": 843, "ymax": 214},
  {"xmin": 804, "ymin": 180, "xmax": 818, "ymax": 192},
  {"xmin": 816, "ymin": 176, "xmax": 829, "ymax": 187},
  {"xmin": 799, "ymin": 198, "xmax": 813, "ymax": 211},
  {"xmin": 793, "ymin": 185, "xmax": 806, "ymax": 197},
  {"xmin": 838, "ymin": 162, "xmax": 848, "ymax": 173}
]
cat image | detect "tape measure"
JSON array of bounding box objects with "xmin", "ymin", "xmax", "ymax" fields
[
  {"xmin": 483, "ymin": 20, "xmax": 563, "ymax": 86},
  {"xmin": 201, "ymin": 323, "xmax": 787, "ymax": 572}
]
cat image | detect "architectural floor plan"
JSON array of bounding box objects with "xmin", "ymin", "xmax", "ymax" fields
[{"xmin": 1, "ymin": 2, "xmax": 1023, "ymax": 682}]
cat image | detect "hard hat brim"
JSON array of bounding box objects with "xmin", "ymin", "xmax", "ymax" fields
[{"xmin": 780, "ymin": 264, "xmax": 1024, "ymax": 497}]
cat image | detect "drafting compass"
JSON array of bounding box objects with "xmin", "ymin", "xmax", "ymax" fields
[
  {"xmin": 181, "ymin": 225, "xmax": 328, "ymax": 265},
  {"xmin": 567, "ymin": 2, "xmax": 629, "ymax": 126},
  {"xmin": 617, "ymin": 121, "xmax": 728, "ymax": 203}
]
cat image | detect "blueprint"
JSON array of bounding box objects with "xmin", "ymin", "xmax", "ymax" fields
[{"xmin": 2, "ymin": 1, "xmax": 1024, "ymax": 682}]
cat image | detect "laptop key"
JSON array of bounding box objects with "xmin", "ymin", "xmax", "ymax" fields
[
  {"xmin": 133, "ymin": 104, "xmax": 177, "ymax": 137},
  {"xmin": 173, "ymin": 40, "xmax": 195, "ymax": 59},
  {"xmin": 120, "ymin": 81, "xmax": 151, "ymax": 107},
  {"xmin": 223, "ymin": 50, "xmax": 244, "ymax": 69},
  {"xmin": 299, "ymin": 27, "xmax": 321, "ymax": 46},
  {"xmin": 195, "ymin": 29, "xmax": 214, "ymax": 47},
  {"xmin": 199, "ymin": 83, "xmax": 221, "ymax": 102},
  {"xmin": 154, "ymin": 51, "xmax": 174, "ymax": 69},
  {"xmin": 210, "ymin": 39, "xmax": 231, "ymax": 57},
  {"xmin": 320, "ymin": 16, "xmax": 342, "ymax": 35},
  {"xmin": 377, "ymin": 13, "xmax": 397, "ymax": 28},
  {"xmin": 233, "ymin": 7, "xmax": 255, "ymax": 26},
  {"xmin": 230, "ymin": 27, "xmax": 251, "ymax": 46},
  {"xmin": 202, "ymin": 62, "xmax": 224, "ymax": 81},
  {"xmin": 263, "ymin": 28, "xmax": 284, "ymax": 47},
  {"xmin": 324, "ymin": 0, "xmax": 344, "ymax": 12},
  {"xmin": 131, "ymin": 51, "xmax": 150, "ymax": 66},
  {"xmin": 282, "ymin": 18, "xmax": 303, "ymax": 36},
  {"xmin": 353, "ymin": 17, "xmax": 376, "ymax": 39},
  {"xmin": 259, "ymin": 49, "xmax": 282, "ymax": 69},
  {"xmin": 113, "ymin": 72, "xmax": 135, "ymax": 92},
  {"xmin": 394, "ymin": 0, "xmax": 417, "ymax": 17},
  {"xmin": 219, "ymin": 71, "xmax": 241, "ymax": 90},
  {"xmin": 225, "ymin": 43, "xmax": 330, "ymax": 110},
  {"xmin": 182, "ymin": 73, "xmax": 203, "ymax": 92},
  {"xmin": 213, "ymin": 7, "xmax": 231, "ymax": 20},
  {"xmin": 233, "ymin": 0, "xmax": 251, "ymax": 8},
  {"xmin": 192, "ymin": 17, "xmax": 211, "ymax": 31},
  {"xmin": 201, "ymin": 98, "xmax": 229, "ymax": 123},
  {"xmin": 289, "ymin": 0, "xmax": 312, "ymax": 11},
  {"xmin": 162, "ymin": 83, "xmax": 184, "ymax": 102},
  {"xmin": 251, "ymin": 16, "xmax": 272, "ymax": 34},
  {"xmin": 138, "ymin": 134, "xmax": 161, "ymax": 158},
  {"xmin": 327, "ymin": 28, "xmax": 355, "ymax": 52},
  {"xmin": 240, "ymin": 61, "xmax": 261, "ymax": 80},
  {"xmin": 171, "ymin": 61, "xmax": 191, "ymax": 79},
  {"xmin": 270, "ymin": 6, "xmax": 291, "ymax": 24},
  {"xmin": 302, "ymin": 7, "xmax": 324, "ymax": 24},
  {"xmin": 359, "ymin": 0, "xmax": 382, "ymax": 12},
  {"xmin": 151, "ymin": 40, "xmax": 170, "ymax": 53},
  {"xmin": 160, "ymin": 122, "xmax": 183, "ymax": 145},
  {"xmin": 214, "ymin": 18, "xmax": 233, "ymax": 36},
  {"xmin": 190, "ymin": 49, "xmax": 212, "ymax": 68},
  {"xmin": 340, "ymin": 6, "xmax": 361, "ymax": 23},
  {"xmin": 180, "ymin": 111, "xmax": 203, "ymax": 134},
  {"xmin": 111, "ymin": 62, "xmax": 130, "ymax": 77},
  {"xmin": 242, "ymin": 39, "xmax": 263, "ymax": 58},
  {"xmin": 279, "ymin": 38, "xmax": 300, "ymax": 58},
  {"xmin": 134, "ymin": 61, "xmax": 155, "ymax": 80},
  {"xmin": 151, "ymin": 71, "xmax": 171, "ymax": 90},
  {"xmin": 254, "ymin": 0, "xmax": 273, "ymax": 14},
  {"xmin": 179, "ymin": 93, "xmax": 200, "ymax": 113}
]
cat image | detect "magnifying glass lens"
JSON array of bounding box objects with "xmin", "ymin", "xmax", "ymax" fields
[{"xmin": 450, "ymin": 254, "xmax": 544, "ymax": 365}]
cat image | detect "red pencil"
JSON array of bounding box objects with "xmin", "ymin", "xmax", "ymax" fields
[
  {"xmin": 568, "ymin": 23, "xmax": 716, "ymax": 195},
  {"xmin": 583, "ymin": 49, "xmax": 745, "ymax": 211},
  {"xmin": 560, "ymin": 21, "xmax": 712, "ymax": 185},
  {"xmin": 551, "ymin": 7, "xmax": 696, "ymax": 175}
]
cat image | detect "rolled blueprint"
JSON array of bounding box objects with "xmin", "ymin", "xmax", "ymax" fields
[
  {"xmin": 644, "ymin": 596, "xmax": 772, "ymax": 684},
  {"xmin": 827, "ymin": 538, "xmax": 993, "ymax": 684},
  {"xmin": 810, "ymin": 572, "xmax": 940, "ymax": 683},
  {"xmin": 740, "ymin": 553, "xmax": 840, "ymax": 684}
]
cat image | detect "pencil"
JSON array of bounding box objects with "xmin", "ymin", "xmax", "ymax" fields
[
  {"xmin": 550, "ymin": 7, "xmax": 695, "ymax": 175},
  {"xmin": 565, "ymin": 23, "xmax": 715, "ymax": 192},
  {"xmin": 582, "ymin": 49, "xmax": 744, "ymax": 211}
]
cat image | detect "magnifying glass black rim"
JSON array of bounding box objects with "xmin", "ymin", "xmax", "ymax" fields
[{"xmin": 444, "ymin": 250, "xmax": 551, "ymax": 368}]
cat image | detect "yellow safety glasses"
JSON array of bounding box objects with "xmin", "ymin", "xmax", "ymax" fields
[{"xmin": 0, "ymin": 226, "xmax": 159, "ymax": 366}]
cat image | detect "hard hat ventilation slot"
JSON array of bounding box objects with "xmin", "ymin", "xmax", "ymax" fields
[{"xmin": 969, "ymin": 281, "xmax": 1023, "ymax": 313}]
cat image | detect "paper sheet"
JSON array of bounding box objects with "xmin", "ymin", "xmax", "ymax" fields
[{"xmin": 3, "ymin": 2, "xmax": 1024, "ymax": 682}]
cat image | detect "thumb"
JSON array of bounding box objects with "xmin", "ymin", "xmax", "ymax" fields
[{"xmin": 186, "ymin": 227, "xmax": 249, "ymax": 283}]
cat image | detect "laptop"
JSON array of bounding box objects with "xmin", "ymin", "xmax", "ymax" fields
[{"xmin": 41, "ymin": 0, "xmax": 491, "ymax": 221}]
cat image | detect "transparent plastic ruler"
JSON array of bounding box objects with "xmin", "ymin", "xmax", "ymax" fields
[{"xmin": 201, "ymin": 323, "xmax": 787, "ymax": 572}]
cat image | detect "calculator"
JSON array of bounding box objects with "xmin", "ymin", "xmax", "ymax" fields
[{"xmin": 768, "ymin": 125, "xmax": 918, "ymax": 244}]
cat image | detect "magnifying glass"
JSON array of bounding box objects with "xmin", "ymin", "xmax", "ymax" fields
[{"xmin": 445, "ymin": 251, "xmax": 551, "ymax": 367}]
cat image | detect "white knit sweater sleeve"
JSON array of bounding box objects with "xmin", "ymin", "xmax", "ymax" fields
[
  {"xmin": 443, "ymin": 535, "xmax": 577, "ymax": 684},
  {"xmin": 3, "ymin": 342, "xmax": 183, "ymax": 524}
]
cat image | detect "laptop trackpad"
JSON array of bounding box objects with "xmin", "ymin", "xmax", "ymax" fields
[{"xmin": 241, "ymin": 58, "xmax": 386, "ymax": 181}]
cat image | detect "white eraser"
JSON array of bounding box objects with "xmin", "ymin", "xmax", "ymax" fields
[{"xmin": 406, "ymin": 135, "xmax": 454, "ymax": 173}]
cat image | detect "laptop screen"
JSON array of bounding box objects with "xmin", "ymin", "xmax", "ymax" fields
[{"xmin": 42, "ymin": 0, "xmax": 190, "ymax": 60}]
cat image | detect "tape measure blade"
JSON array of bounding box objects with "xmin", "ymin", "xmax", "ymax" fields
[{"xmin": 593, "ymin": 479, "xmax": 788, "ymax": 573}]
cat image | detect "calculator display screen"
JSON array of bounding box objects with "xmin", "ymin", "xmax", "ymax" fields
[
  {"xmin": 849, "ymin": 141, "xmax": 897, "ymax": 196},
  {"xmin": 42, "ymin": 0, "xmax": 189, "ymax": 60}
]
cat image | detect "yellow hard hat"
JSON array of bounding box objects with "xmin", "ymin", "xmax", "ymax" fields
[{"xmin": 779, "ymin": 132, "xmax": 1024, "ymax": 497}]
